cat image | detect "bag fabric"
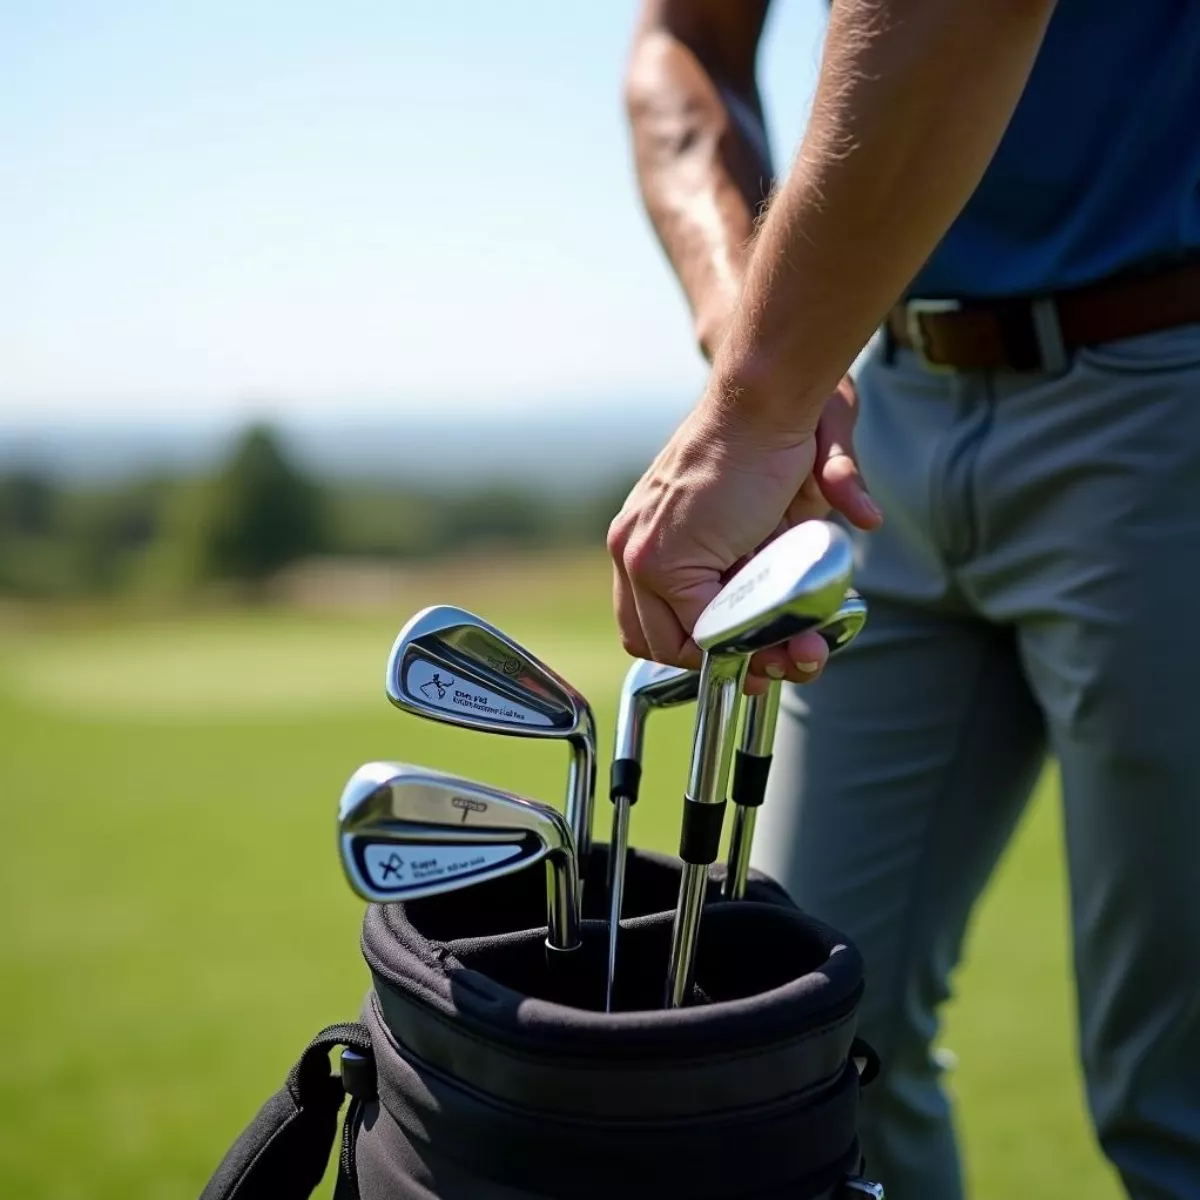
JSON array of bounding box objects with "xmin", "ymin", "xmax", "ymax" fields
[
  {"xmin": 202, "ymin": 847, "xmax": 880, "ymax": 1200},
  {"xmin": 199, "ymin": 1022, "xmax": 371, "ymax": 1200}
]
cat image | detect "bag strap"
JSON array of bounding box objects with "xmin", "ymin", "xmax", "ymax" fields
[{"xmin": 200, "ymin": 1022, "xmax": 373, "ymax": 1200}]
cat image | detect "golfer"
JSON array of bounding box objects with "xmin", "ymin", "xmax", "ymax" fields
[{"xmin": 609, "ymin": 2, "xmax": 1200, "ymax": 1197}]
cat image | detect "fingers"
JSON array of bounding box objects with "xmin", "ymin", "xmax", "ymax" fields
[
  {"xmin": 608, "ymin": 510, "xmax": 709, "ymax": 672},
  {"xmin": 814, "ymin": 377, "xmax": 884, "ymax": 531},
  {"xmin": 610, "ymin": 552, "xmax": 650, "ymax": 659},
  {"xmin": 631, "ymin": 581, "xmax": 705, "ymax": 673},
  {"xmin": 746, "ymin": 627, "xmax": 830, "ymax": 690},
  {"xmin": 819, "ymin": 451, "xmax": 883, "ymax": 530}
]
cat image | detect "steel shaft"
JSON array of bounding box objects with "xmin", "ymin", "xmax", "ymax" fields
[{"xmin": 664, "ymin": 652, "xmax": 747, "ymax": 1007}]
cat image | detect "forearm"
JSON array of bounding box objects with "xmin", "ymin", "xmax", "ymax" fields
[
  {"xmin": 625, "ymin": 6, "xmax": 774, "ymax": 359},
  {"xmin": 709, "ymin": 0, "xmax": 1057, "ymax": 434}
]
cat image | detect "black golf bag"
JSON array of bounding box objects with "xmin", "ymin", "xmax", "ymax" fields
[{"xmin": 201, "ymin": 846, "xmax": 884, "ymax": 1199}]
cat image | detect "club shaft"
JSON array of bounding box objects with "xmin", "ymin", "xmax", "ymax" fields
[
  {"xmin": 665, "ymin": 862, "xmax": 710, "ymax": 1007},
  {"xmin": 739, "ymin": 681, "xmax": 782, "ymax": 758},
  {"xmin": 666, "ymin": 653, "xmax": 747, "ymax": 1007},
  {"xmin": 723, "ymin": 805, "xmax": 759, "ymax": 901},
  {"xmin": 604, "ymin": 796, "xmax": 632, "ymax": 1011}
]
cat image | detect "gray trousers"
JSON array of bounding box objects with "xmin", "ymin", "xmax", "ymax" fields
[{"xmin": 750, "ymin": 324, "xmax": 1200, "ymax": 1200}]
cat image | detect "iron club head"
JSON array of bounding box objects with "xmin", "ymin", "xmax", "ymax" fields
[
  {"xmin": 385, "ymin": 604, "xmax": 598, "ymax": 878},
  {"xmin": 338, "ymin": 760, "xmax": 581, "ymax": 953},
  {"xmin": 816, "ymin": 588, "xmax": 868, "ymax": 654},
  {"xmin": 693, "ymin": 521, "xmax": 855, "ymax": 658}
]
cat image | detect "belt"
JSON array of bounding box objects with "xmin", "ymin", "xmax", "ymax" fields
[{"xmin": 886, "ymin": 257, "xmax": 1200, "ymax": 372}]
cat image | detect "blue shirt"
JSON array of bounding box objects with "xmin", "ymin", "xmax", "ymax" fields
[{"xmin": 908, "ymin": 0, "xmax": 1200, "ymax": 299}]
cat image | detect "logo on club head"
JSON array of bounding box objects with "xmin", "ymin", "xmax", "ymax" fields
[
  {"xmin": 377, "ymin": 851, "xmax": 404, "ymax": 879},
  {"xmin": 451, "ymin": 796, "xmax": 488, "ymax": 823},
  {"xmin": 420, "ymin": 671, "xmax": 454, "ymax": 700}
]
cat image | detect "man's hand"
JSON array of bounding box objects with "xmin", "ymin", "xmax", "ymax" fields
[{"xmin": 608, "ymin": 374, "xmax": 881, "ymax": 690}]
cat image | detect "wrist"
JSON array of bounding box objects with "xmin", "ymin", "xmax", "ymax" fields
[{"xmin": 699, "ymin": 349, "xmax": 824, "ymax": 447}]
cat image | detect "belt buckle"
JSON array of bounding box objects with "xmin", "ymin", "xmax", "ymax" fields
[{"xmin": 904, "ymin": 298, "xmax": 961, "ymax": 373}]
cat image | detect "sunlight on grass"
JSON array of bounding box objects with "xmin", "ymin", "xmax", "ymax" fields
[{"xmin": 3, "ymin": 611, "xmax": 627, "ymax": 721}]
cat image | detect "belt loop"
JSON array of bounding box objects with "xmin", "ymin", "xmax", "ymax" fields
[
  {"xmin": 1031, "ymin": 298, "xmax": 1068, "ymax": 374},
  {"xmin": 881, "ymin": 320, "xmax": 897, "ymax": 365}
]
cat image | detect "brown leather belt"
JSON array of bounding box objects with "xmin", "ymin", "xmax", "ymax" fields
[{"xmin": 885, "ymin": 256, "xmax": 1200, "ymax": 372}]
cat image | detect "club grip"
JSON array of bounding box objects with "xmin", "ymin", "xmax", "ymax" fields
[
  {"xmin": 678, "ymin": 797, "xmax": 727, "ymax": 866},
  {"xmin": 730, "ymin": 750, "xmax": 773, "ymax": 811},
  {"xmin": 609, "ymin": 757, "xmax": 642, "ymax": 806}
]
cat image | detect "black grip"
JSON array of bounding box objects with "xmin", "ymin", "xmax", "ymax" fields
[
  {"xmin": 731, "ymin": 750, "xmax": 773, "ymax": 810},
  {"xmin": 609, "ymin": 757, "xmax": 642, "ymax": 806},
  {"xmin": 678, "ymin": 798, "xmax": 727, "ymax": 865}
]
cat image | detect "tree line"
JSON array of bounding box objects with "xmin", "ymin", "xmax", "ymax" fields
[{"xmin": 0, "ymin": 423, "xmax": 635, "ymax": 600}]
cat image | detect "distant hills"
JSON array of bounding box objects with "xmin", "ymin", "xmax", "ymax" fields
[{"xmin": 0, "ymin": 397, "xmax": 693, "ymax": 495}]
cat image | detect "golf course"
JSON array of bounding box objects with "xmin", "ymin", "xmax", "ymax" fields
[{"xmin": 0, "ymin": 551, "xmax": 1122, "ymax": 1199}]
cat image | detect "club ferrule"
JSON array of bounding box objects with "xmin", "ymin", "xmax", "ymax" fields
[
  {"xmin": 609, "ymin": 757, "xmax": 642, "ymax": 806},
  {"xmin": 678, "ymin": 795, "xmax": 727, "ymax": 866}
]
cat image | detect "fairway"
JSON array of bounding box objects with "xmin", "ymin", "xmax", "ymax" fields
[{"xmin": 0, "ymin": 556, "xmax": 1122, "ymax": 1199}]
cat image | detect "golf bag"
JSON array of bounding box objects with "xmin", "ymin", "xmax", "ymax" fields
[{"xmin": 201, "ymin": 847, "xmax": 883, "ymax": 1199}]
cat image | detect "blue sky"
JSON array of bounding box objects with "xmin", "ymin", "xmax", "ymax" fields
[{"xmin": 0, "ymin": 2, "xmax": 827, "ymax": 424}]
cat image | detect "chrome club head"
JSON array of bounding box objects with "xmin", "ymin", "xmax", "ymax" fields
[
  {"xmin": 692, "ymin": 521, "xmax": 855, "ymax": 658},
  {"xmin": 338, "ymin": 760, "xmax": 581, "ymax": 953},
  {"xmin": 817, "ymin": 588, "xmax": 868, "ymax": 653},
  {"xmin": 385, "ymin": 605, "xmax": 597, "ymax": 882}
]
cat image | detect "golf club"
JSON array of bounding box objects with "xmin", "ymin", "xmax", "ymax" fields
[
  {"xmin": 665, "ymin": 519, "xmax": 854, "ymax": 1008},
  {"xmin": 605, "ymin": 659, "xmax": 699, "ymax": 1011},
  {"xmin": 385, "ymin": 605, "xmax": 597, "ymax": 903},
  {"xmin": 721, "ymin": 589, "xmax": 868, "ymax": 900},
  {"xmin": 338, "ymin": 760, "xmax": 582, "ymax": 956}
]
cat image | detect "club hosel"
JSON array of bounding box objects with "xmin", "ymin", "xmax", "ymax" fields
[
  {"xmin": 546, "ymin": 850, "xmax": 582, "ymax": 952},
  {"xmin": 566, "ymin": 729, "xmax": 596, "ymax": 863},
  {"xmin": 686, "ymin": 653, "xmax": 748, "ymax": 805}
]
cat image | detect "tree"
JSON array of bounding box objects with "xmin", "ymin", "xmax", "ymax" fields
[
  {"xmin": 194, "ymin": 423, "xmax": 325, "ymax": 586},
  {"xmin": 0, "ymin": 469, "xmax": 57, "ymax": 538}
]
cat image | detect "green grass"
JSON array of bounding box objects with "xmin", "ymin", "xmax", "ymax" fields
[{"xmin": 0, "ymin": 558, "xmax": 1121, "ymax": 1199}]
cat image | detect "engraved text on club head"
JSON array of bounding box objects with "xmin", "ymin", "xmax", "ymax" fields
[
  {"xmin": 360, "ymin": 841, "xmax": 524, "ymax": 892},
  {"xmin": 405, "ymin": 657, "xmax": 554, "ymax": 727}
]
